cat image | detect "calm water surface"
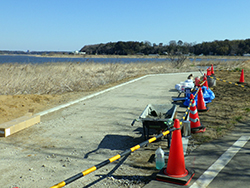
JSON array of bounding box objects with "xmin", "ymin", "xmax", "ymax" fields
[
  {"xmin": 0, "ymin": 55, "xmax": 168, "ymax": 64},
  {"xmin": 0, "ymin": 55, "xmax": 243, "ymax": 64}
]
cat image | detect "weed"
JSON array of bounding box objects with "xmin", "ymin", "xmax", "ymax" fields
[
  {"xmin": 216, "ymin": 126, "xmax": 222, "ymax": 132},
  {"xmin": 234, "ymin": 116, "xmax": 243, "ymax": 121},
  {"xmin": 245, "ymin": 107, "xmax": 250, "ymax": 112},
  {"xmin": 233, "ymin": 67, "xmax": 242, "ymax": 72}
]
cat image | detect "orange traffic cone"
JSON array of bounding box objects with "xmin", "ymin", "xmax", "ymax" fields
[
  {"xmin": 237, "ymin": 69, "xmax": 245, "ymax": 84},
  {"xmin": 197, "ymin": 87, "xmax": 209, "ymax": 112},
  {"xmin": 203, "ymin": 74, "xmax": 208, "ymax": 89},
  {"xmin": 156, "ymin": 119, "xmax": 195, "ymax": 185},
  {"xmin": 211, "ymin": 64, "xmax": 214, "ymax": 75},
  {"xmin": 207, "ymin": 67, "xmax": 211, "ymax": 76},
  {"xmin": 195, "ymin": 77, "xmax": 200, "ymax": 87},
  {"xmin": 189, "ymin": 94, "xmax": 206, "ymax": 133}
]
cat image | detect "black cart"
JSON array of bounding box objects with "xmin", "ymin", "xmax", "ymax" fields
[{"xmin": 132, "ymin": 104, "xmax": 177, "ymax": 147}]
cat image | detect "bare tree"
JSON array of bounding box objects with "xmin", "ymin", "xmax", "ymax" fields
[{"xmin": 169, "ymin": 50, "xmax": 187, "ymax": 68}]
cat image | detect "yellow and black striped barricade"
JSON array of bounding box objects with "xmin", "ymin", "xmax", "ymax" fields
[
  {"xmin": 50, "ymin": 127, "xmax": 175, "ymax": 188},
  {"xmin": 210, "ymin": 76, "xmax": 248, "ymax": 88}
]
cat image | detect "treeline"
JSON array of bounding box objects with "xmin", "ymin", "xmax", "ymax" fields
[{"xmin": 80, "ymin": 39, "xmax": 250, "ymax": 56}]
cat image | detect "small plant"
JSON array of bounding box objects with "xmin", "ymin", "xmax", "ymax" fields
[
  {"xmin": 234, "ymin": 116, "xmax": 242, "ymax": 121},
  {"xmin": 216, "ymin": 126, "xmax": 222, "ymax": 132},
  {"xmin": 245, "ymin": 107, "xmax": 250, "ymax": 112},
  {"xmin": 233, "ymin": 67, "xmax": 242, "ymax": 72}
]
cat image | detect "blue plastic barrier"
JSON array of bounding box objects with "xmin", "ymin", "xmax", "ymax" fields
[{"xmin": 183, "ymin": 86, "xmax": 215, "ymax": 106}]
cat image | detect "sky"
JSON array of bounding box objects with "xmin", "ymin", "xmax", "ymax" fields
[{"xmin": 1, "ymin": 0, "xmax": 250, "ymax": 51}]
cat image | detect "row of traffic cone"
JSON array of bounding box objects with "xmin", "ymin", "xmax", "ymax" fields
[
  {"xmin": 156, "ymin": 89, "xmax": 207, "ymax": 185},
  {"xmin": 192, "ymin": 66, "xmax": 211, "ymax": 132},
  {"xmin": 156, "ymin": 66, "xmax": 246, "ymax": 186},
  {"xmin": 209, "ymin": 64, "xmax": 246, "ymax": 84},
  {"xmin": 156, "ymin": 68, "xmax": 212, "ymax": 185},
  {"xmin": 156, "ymin": 65, "xmax": 215, "ymax": 185},
  {"xmin": 206, "ymin": 64, "xmax": 214, "ymax": 76},
  {"xmin": 194, "ymin": 65, "xmax": 247, "ymax": 132}
]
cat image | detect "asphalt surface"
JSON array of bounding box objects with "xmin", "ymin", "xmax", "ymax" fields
[{"xmin": 144, "ymin": 113, "xmax": 250, "ymax": 188}]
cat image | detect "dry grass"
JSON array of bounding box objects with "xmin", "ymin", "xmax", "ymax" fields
[
  {"xmin": 0, "ymin": 59, "xmax": 248, "ymax": 95},
  {"xmin": 0, "ymin": 61, "xmax": 183, "ymax": 95}
]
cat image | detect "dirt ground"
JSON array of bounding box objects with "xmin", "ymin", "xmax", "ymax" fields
[
  {"xmin": 0, "ymin": 76, "xmax": 143, "ymax": 124},
  {"xmin": 0, "ymin": 92, "xmax": 87, "ymax": 124}
]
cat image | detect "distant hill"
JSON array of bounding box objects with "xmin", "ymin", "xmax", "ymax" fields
[
  {"xmin": 2, "ymin": 39, "xmax": 250, "ymax": 56},
  {"xmin": 80, "ymin": 39, "xmax": 250, "ymax": 56}
]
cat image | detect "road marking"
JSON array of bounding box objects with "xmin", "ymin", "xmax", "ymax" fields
[
  {"xmin": 36, "ymin": 75, "xmax": 148, "ymax": 116},
  {"xmin": 36, "ymin": 72, "xmax": 198, "ymax": 116},
  {"xmin": 190, "ymin": 136, "xmax": 250, "ymax": 188}
]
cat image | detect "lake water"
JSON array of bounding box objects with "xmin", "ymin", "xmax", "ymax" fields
[
  {"xmin": 0, "ymin": 55, "xmax": 243, "ymax": 64},
  {"xmin": 0, "ymin": 55, "xmax": 168, "ymax": 64}
]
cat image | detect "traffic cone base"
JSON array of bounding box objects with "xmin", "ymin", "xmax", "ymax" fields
[
  {"xmin": 191, "ymin": 124, "xmax": 206, "ymax": 133},
  {"xmin": 195, "ymin": 127, "xmax": 206, "ymax": 133},
  {"xmin": 156, "ymin": 168, "xmax": 195, "ymax": 186},
  {"xmin": 164, "ymin": 168, "xmax": 188, "ymax": 178},
  {"xmin": 198, "ymin": 106, "xmax": 209, "ymax": 112},
  {"xmin": 237, "ymin": 82, "xmax": 247, "ymax": 85}
]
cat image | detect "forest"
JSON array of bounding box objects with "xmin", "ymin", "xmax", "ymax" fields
[{"xmin": 80, "ymin": 39, "xmax": 250, "ymax": 56}]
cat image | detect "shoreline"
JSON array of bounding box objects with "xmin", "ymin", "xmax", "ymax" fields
[{"xmin": 1, "ymin": 53, "xmax": 250, "ymax": 60}]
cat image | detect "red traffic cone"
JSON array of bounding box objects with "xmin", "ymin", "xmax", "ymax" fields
[
  {"xmin": 156, "ymin": 119, "xmax": 195, "ymax": 185},
  {"xmin": 211, "ymin": 64, "xmax": 214, "ymax": 75},
  {"xmin": 197, "ymin": 87, "xmax": 209, "ymax": 112},
  {"xmin": 195, "ymin": 77, "xmax": 200, "ymax": 87},
  {"xmin": 237, "ymin": 69, "xmax": 245, "ymax": 84},
  {"xmin": 207, "ymin": 67, "xmax": 211, "ymax": 76},
  {"xmin": 203, "ymin": 74, "xmax": 208, "ymax": 89},
  {"xmin": 189, "ymin": 94, "xmax": 206, "ymax": 133}
]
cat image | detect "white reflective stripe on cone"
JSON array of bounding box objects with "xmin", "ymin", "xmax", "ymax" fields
[
  {"xmin": 189, "ymin": 117, "xmax": 199, "ymax": 123},
  {"xmin": 190, "ymin": 109, "xmax": 198, "ymax": 115}
]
